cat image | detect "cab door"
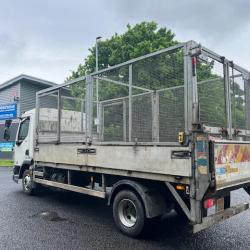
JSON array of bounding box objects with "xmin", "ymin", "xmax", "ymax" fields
[{"xmin": 14, "ymin": 117, "xmax": 31, "ymax": 167}]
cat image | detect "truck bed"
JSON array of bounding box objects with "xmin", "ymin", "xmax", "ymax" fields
[{"xmin": 34, "ymin": 143, "xmax": 192, "ymax": 183}]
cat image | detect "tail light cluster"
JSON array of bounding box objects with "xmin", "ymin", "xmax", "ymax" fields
[{"xmin": 203, "ymin": 198, "xmax": 215, "ymax": 209}]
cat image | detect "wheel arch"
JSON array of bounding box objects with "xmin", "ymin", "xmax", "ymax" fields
[
  {"xmin": 108, "ymin": 179, "xmax": 167, "ymax": 219},
  {"xmin": 18, "ymin": 161, "xmax": 33, "ymax": 179}
]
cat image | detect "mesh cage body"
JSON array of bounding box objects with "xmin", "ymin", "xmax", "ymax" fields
[
  {"xmin": 36, "ymin": 43, "xmax": 250, "ymax": 144},
  {"xmin": 96, "ymin": 47, "xmax": 185, "ymax": 143},
  {"xmin": 38, "ymin": 92, "xmax": 58, "ymax": 143}
]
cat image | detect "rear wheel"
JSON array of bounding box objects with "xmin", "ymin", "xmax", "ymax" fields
[
  {"xmin": 113, "ymin": 190, "xmax": 145, "ymax": 238},
  {"xmin": 22, "ymin": 170, "xmax": 35, "ymax": 195}
]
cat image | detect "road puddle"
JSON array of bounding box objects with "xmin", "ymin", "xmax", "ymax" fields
[{"xmin": 30, "ymin": 211, "xmax": 67, "ymax": 222}]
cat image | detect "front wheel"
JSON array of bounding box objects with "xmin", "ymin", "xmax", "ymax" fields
[
  {"xmin": 22, "ymin": 170, "xmax": 35, "ymax": 195},
  {"xmin": 112, "ymin": 190, "xmax": 145, "ymax": 238}
]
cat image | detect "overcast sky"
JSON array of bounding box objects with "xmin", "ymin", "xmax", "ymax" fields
[{"xmin": 0, "ymin": 0, "xmax": 249, "ymax": 84}]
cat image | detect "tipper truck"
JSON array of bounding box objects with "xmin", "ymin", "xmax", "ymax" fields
[{"xmin": 5, "ymin": 41, "xmax": 250, "ymax": 237}]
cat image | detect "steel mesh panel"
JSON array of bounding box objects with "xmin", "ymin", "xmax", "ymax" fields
[
  {"xmin": 132, "ymin": 48, "xmax": 184, "ymax": 90},
  {"xmin": 97, "ymin": 79, "xmax": 129, "ymax": 101},
  {"xmin": 38, "ymin": 92, "xmax": 58, "ymax": 143},
  {"xmin": 97, "ymin": 65, "xmax": 129, "ymax": 84},
  {"xmin": 102, "ymin": 93, "xmax": 154, "ymax": 143},
  {"xmin": 198, "ymin": 79, "xmax": 226, "ymax": 127},
  {"xmin": 60, "ymin": 81, "xmax": 87, "ymax": 142},
  {"xmin": 159, "ymin": 87, "xmax": 184, "ymax": 142},
  {"xmin": 61, "ymin": 96, "xmax": 85, "ymax": 133},
  {"xmin": 66, "ymin": 80, "xmax": 86, "ymax": 100},
  {"xmin": 103, "ymin": 102, "xmax": 124, "ymax": 141},
  {"xmin": 132, "ymin": 93, "xmax": 152, "ymax": 142},
  {"xmin": 39, "ymin": 93, "xmax": 58, "ymax": 132},
  {"xmin": 230, "ymin": 69, "xmax": 246, "ymax": 130},
  {"xmin": 95, "ymin": 71, "xmax": 129, "ymax": 142},
  {"xmin": 197, "ymin": 57, "xmax": 226, "ymax": 128},
  {"xmin": 95, "ymin": 65, "xmax": 129, "ymax": 102}
]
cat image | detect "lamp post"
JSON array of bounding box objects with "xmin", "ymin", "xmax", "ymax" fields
[
  {"xmin": 96, "ymin": 36, "xmax": 102, "ymax": 73},
  {"xmin": 96, "ymin": 36, "xmax": 102, "ymax": 133}
]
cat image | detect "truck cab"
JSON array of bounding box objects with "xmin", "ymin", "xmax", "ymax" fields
[{"xmin": 12, "ymin": 109, "xmax": 35, "ymax": 182}]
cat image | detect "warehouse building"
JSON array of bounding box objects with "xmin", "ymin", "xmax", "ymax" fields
[{"xmin": 0, "ymin": 74, "xmax": 56, "ymax": 162}]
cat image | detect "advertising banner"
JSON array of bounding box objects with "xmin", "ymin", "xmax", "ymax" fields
[
  {"xmin": 0, "ymin": 103, "xmax": 17, "ymax": 120},
  {"xmin": 214, "ymin": 142, "xmax": 250, "ymax": 189}
]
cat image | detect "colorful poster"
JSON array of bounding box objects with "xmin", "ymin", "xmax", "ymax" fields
[{"xmin": 214, "ymin": 143, "xmax": 250, "ymax": 188}]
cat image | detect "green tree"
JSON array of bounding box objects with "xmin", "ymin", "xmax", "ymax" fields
[
  {"xmin": 66, "ymin": 21, "xmax": 246, "ymax": 140},
  {"xmin": 67, "ymin": 21, "xmax": 184, "ymax": 105},
  {"xmin": 67, "ymin": 21, "xmax": 178, "ymax": 79}
]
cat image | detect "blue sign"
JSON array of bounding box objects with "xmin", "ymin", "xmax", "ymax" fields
[
  {"xmin": 216, "ymin": 166, "xmax": 226, "ymax": 175},
  {"xmin": 0, "ymin": 142, "xmax": 15, "ymax": 152},
  {"xmin": 0, "ymin": 103, "xmax": 17, "ymax": 120}
]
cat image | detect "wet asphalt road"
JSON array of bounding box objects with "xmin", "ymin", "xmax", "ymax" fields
[{"xmin": 0, "ymin": 167, "xmax": 250, "ymax": 250}]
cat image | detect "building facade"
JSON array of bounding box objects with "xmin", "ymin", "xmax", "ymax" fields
[{"xmin": 0, "ymin": 75, "xmax": 56, "ymax": 161}]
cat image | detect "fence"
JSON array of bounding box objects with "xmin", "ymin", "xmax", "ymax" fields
[{"xmin": 36, "ymin": 41, "xmax": 250, "ymax": 144}]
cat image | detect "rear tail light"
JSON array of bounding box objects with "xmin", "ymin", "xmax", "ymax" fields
[{"xmin": 204, "ymin": 198, "xmax": 215, "ymax": 209}]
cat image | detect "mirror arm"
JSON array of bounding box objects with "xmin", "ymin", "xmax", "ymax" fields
[{"xmin": 16, "ymin": 140, "xmax": 23, "ymax": 146}]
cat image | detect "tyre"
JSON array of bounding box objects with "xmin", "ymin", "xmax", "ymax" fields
[
  {"xmin": 112, "ymin": 190, "xmax": 145, "ymax": 238},
  {"xmin": 22, "ymin": 170, "xmax": 35, "ymax": 195}
]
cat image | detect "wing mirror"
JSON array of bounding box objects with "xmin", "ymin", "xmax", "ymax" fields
[
  {"xmin": 3, "ymin": 120, "xmax": 12, "ymax": 141},
  {"xmin": 3, "ymin": 128, "xmax": 10, "ymax": 141}
]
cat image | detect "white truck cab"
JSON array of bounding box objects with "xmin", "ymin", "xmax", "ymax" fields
[{"xmin": 13, "ymin": 109, "xmax": 36, "ymax": 182}]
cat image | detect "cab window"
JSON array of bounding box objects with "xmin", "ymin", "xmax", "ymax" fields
[{"xmin": 18, "ymin": 118, "xmax": 30, "ymax": 141}]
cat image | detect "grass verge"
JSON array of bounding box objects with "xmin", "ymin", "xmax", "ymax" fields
[{"xmin": 0, "ymin": 159, "xmax": 13, "ymax": 167}]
